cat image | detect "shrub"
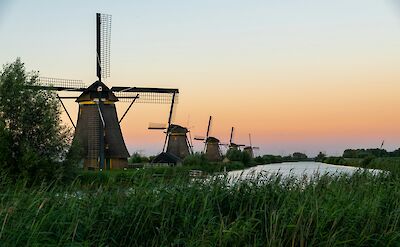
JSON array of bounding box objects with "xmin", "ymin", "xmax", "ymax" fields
[
  {"xmin": 183, "ymin": 153, "xmax": 208, "ymax": 167},
  {"xmin": 128, "ymin": 152, "xmax": 150, "ymax": 163},
  {"xmin": 226, "ymin": 149, "xmax": 252, "ymax": 166}
]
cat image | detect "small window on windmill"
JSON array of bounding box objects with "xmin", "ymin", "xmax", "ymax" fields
[{"xmin": 97, "ymin": 86, "xmax": 103, "ymax": 92}]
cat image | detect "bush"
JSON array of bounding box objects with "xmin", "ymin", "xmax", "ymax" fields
[
  {"xmin": 361, "ymin": 155, "xmax": 375, "ymax": 168},
  {"xmin": 128, "ymin": 152, "xmax": 150, "ymax": 163},
  {"xmin": 226, "ymin": 149, "xmax": 252, "ymax": 166},
  {"xmin": 183, "ymin": 153, "xmax": 209, "ymax": 167},
  {"xmin": 262, "ymin": 155, "xmax": 283, "ymax": 164},
  {"xmin": 315, "ymin": 152, "xmax": 326, "ymax": 162}
]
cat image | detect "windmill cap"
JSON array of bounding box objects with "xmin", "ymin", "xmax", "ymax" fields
[
  {"xmin": 168, "ymin": 124, "xmax": 188, "ymax": 133},
  {"xmin": 206, "ymin": 136, "xmax": 220, "ymax": 143},
  {"xmin": 76, "ymin": 81, "xmax": 119, "ymax": 102}
]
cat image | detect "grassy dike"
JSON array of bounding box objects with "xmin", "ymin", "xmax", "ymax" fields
[
  {"xmin": 0, "ymin": 168, "xmax": 400, "ymax": 246},
  {"xmin": 323, "ymin": 156, "xmax": 400, "ymax": 173}
]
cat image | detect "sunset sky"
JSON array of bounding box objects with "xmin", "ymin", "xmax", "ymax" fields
[{"xmin": 1, "ymin": 0, "xmax": 400, "ymax": 156}]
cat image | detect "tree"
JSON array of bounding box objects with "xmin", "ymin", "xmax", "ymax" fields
[
  {"xmin": 128, "ymin": 152, "xmax": 150, "ymax": 163},
  {"xmin": 226, "ymin": 149, "xmax": 252, "ymax": 166},
  {"xmin": 315, "ymin": 152, "xmax": 326, "ymax": 162},
  {"xmin": 0, "ymin": 58, "xmax": 78, "ymax": 183},
  {"xmin": 292, "ymin": 152, "xmax": 308, "ymax": 161}
]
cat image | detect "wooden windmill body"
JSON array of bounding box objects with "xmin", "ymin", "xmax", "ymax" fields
[
  {"xmin": 204, "ymin": 137, "xmax": 222, "ymax": 161},
  {"xmin": 243, "ymin": 147, "xmax": 254, "ymax": 158},
  {"xmin": 166, "ymin": 124, "xmax": 192, "ymax": 160},
  {"xmin": 74, "ymin": 81, "xmax": 129, "ymax": 169},
  {"xmin": 150, "ymin": 123, "xmax": 193, "ymax": 164},
  {"xmin": 194, "ymin": 116, "xmax": 222, "ymax": 162}
]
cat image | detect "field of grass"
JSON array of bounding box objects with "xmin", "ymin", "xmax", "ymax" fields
[{"xmin": 1, "ymin": 169, "xmax": 400, "ymax": 246}]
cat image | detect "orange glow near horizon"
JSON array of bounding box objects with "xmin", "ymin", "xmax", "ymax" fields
[{"xmin": 3, "ymin": 0, "xmax": 400, "ymax": 156}]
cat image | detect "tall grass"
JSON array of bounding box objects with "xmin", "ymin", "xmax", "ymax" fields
[{"xmin": 0, "ymin": 171, "xmax": 400, "ymax": 246}]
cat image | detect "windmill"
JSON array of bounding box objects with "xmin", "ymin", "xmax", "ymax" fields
[
  {"xmin": 243, "ymin": 134, "xmax": 260, "ymax": 158},
  {"xmin": 225, "ymin": 127, "xmax": 245, "ymax": 151},
  {"xmin": 30, "ymin": 13, "xmax": 179, "ymax": 170},
  {"xmin": 149, "ymin": 123, "xmax": 193, "ymax": 164},
  {"xmin": 194, "ymin": 116, "xmax": 222, "ymax": 162}
]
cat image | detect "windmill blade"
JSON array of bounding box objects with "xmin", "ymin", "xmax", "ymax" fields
[
  {"xmin": 206, "ymin": 116, "xmax": 212, "ymax": 139},
  {"xmin": 96, "ymin": 103, "xmax": 106, "ymax": 128},
  {"xmin": 30, "ymin": 77, "xmax": 86, "ymax": 92},
  {"xmin": 229, "ymin": 127, "xmax": 234, "ymax": 145},
  {"xmin": 111, "ymin": 86, "xmax": 179, "ymax": 93},
  {"xmin": 253, "ymin": 147, "xmax": 260, "ymax": 150},
  {"xmin": 194, "ymin": 136, "xmax": 205, "ymax": 141},
  {"xmin": 97, "ymin": 13, "xmax": 112, "ymax": 81},
  {"xmin": 249, "ymin": 133, "xmax": 252, "ymax": 147},
  {"xmin": 112, "ymin": 86, "xmax": 179, "ymax": 103},
  {"xmin": 148, "ymin": 123, "xmax": 167, "ymax": 130}
]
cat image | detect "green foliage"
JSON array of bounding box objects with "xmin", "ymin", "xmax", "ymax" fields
[
  {"xmin": 128, "ymin": 152, "xmax": 150, "ymax": 163},
  {"xmin": 343, "ymin": 148, "xmax": 392, "ymax": 158},
  {"xmin": 361, "ymin": 155, "xmax": 376, "ymax": 168},
  {"xmin": 315, "ymin": 152, "xmax": 326, "ymax": 162},
  {"xmin": 322, "ymin": 156, "xmax": 346, "ymax": 165},
  {"xmin": 262, "ymin": 154, "xmax": 284, "ymax": 164},
  {"xmin": 367, "ymin": 157, "xmax": 400, "ymax": 173},
  {"xmin": 226, "ymin": 149, "xmax": 252, "ymax": 166},
  {"xmin": 254, "ymin": 155, "xmax": 264, "ymax": 164},
  {"xmin": 254, "ymin": 153, "xmax": 311, "ymax": 165},
  {"xmin": 292, "ymin": 152, "xmax": 308, "ymax": 161},
  {"xmin": 0, "ymin": 171, "xmax": 399, "ymax": 245},
  {"xmin": 183, "ymin": 152, "xmax": 209, "ymax": 166},
  {"xmin": 0, "ymin": 58, "xmax": 78, "ymax": 183}
]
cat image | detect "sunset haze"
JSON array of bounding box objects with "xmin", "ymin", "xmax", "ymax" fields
[{"xmin": 1, "ymin": 0, "xmax": 400, "ymax": 156}]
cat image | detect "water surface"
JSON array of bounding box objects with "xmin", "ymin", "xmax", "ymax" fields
[{"xmin": 227, "ymin": 162, "xmax": 380, "ymax": 180}]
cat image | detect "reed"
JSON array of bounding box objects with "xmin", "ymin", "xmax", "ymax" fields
[{"xmin": 0, "ymin": 170, "xmax": 399, "ymax": 246}]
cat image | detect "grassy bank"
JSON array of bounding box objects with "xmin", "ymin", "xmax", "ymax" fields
[
  {"xmin": 322, "ymin": 156, "xmax": 400, "ymax": 173},
  {"xmin": 1, "ymin": 170, "xmax": 400, "ymax": 246}
]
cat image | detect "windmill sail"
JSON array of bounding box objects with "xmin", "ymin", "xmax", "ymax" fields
[{"xmin": 97, "ymin": 13, "xmax": 112, "ymax": 81}]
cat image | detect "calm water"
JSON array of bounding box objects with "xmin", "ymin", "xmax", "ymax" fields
[{"xmin": 227, "ymin": 162, "xmax": 381, "ymax": 180}]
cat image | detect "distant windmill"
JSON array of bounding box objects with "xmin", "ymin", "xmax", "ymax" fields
[
  {"xmin": 243, "ymin": 134, "xmax": 260, "ymax": 158},
  {"xmin": 194, "ymin": 116, "xmax": 223, "ymax": 162},
  {"xmin": 149, "ymin": 122, "xmax": 193, "ymax": 163},
  {"xmin": 224, "ymin": 127, "xmax": 245, "ymax": 151},
  {"xmin": 30, "ymin": 13, "xmax": 179, "ymax": 170}
]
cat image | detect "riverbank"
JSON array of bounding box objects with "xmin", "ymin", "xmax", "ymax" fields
[{"xmin": 322, "ymin": 156, "xmax": 400, "ymax": 173}]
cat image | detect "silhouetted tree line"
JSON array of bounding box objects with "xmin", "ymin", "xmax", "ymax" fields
[
  {"xmin": 343, "ymin": 148, "xmax": 400, "ymax": 158},
  {"xmin": 254, "ymin": 152, "xmax": 309, "ymax": 165}
]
